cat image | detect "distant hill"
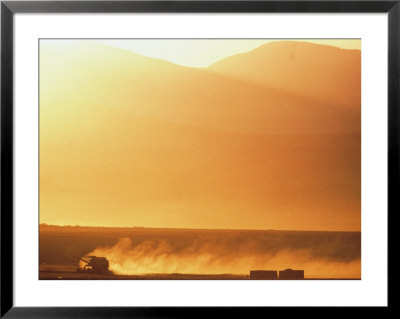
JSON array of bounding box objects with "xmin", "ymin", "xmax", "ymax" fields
[
  {"xmin": 209, "ymin": 41, "xmax": 361, "ymax": 109},
  {"xmin": 40, "ymin": 41, "xmax": 360, "ymax": 135}
]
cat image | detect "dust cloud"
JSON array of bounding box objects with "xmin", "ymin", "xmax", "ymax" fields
[{"xmin": 88, "ymin": 234, "xmax": 361, "ymax": 278}]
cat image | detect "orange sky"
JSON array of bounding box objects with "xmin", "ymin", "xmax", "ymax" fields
[{"xmin": 39, "ymin": 39, "xmax": 361, "ymax": 231}]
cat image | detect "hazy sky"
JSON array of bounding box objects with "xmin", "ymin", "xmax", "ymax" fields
[
  {"xmin": 39, "ymin": 39, "xmax": 361, "ymax": 231},
  {"xmin": 44, "ymin": 39, "xmax": 361, "ymax": 68}
]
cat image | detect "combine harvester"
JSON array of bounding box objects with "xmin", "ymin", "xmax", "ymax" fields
[
  {"xmin": 77, "ymin": 256, "xmax": 111, "ymax": 275},
  {"xmin": 249, "ymin": 268, "xmax": 304, "ymax": 279}
]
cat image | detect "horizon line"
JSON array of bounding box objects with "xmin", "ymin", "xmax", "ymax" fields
[{"xmin": 39, "ymin": 223, "xmax": 361, "ymax": 233}]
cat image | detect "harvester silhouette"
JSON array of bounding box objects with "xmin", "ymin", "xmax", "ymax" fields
[{"xmin": 78, "ymin": 256, "xmax": 110, "ymax": 274}]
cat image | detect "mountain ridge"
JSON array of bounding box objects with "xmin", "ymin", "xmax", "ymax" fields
[
  {"xmin": 40, "ymin": 40, "xmax": 360, "ymax": 135},
  {"xmin": 208, "ymin": 40, "xmax": 361, "ymax": 108}
]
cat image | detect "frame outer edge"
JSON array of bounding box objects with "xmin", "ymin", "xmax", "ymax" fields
[
  {"xmin": 1, "ymin": 1, "xmax": 14, "ymax": 317},
  {"xmin": 1, "ymin": 1, "xmax": 398, "ymax": 13},
  {"xmin": 0, "ymin": 0, "xmax": 397, "ymax": 317},
  {"xmin": 388, "ymin": 1, "xmax": 399, "ymax": 310}
]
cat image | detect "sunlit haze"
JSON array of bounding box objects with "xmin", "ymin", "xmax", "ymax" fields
[
  {"xmin": 39, "ymin": 39, "xmax": 361, "ymax": 231},
  {"xmin": 39, "ymin": 39, "xmax": 361, "ymax": 279}
]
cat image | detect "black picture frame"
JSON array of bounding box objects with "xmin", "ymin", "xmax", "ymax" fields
[{"xmin": 1, "ymin": 1, "xmax": 396, "ymax": 317}]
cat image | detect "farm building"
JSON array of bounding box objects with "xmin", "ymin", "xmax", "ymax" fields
[
  {"xmin": 249, "ymin": 270, "xmax": 278, "ymax": 279},
  {"xmin": 278, "ymin": 268, "xmax": 304, "ymax": 279}
]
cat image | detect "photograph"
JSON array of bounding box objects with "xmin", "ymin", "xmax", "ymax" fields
[{"xmin": 38, "ymin": 38, "xmax": 361, "ymax": 281}]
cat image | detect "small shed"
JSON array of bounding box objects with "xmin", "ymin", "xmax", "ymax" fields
[
  {"xmin": 249, "ymin": 270, "xmax": 278, "ymax": 279},
  {"xmin": 279, "ymin": 268, "xmax": 304, "ymax": 279}
]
